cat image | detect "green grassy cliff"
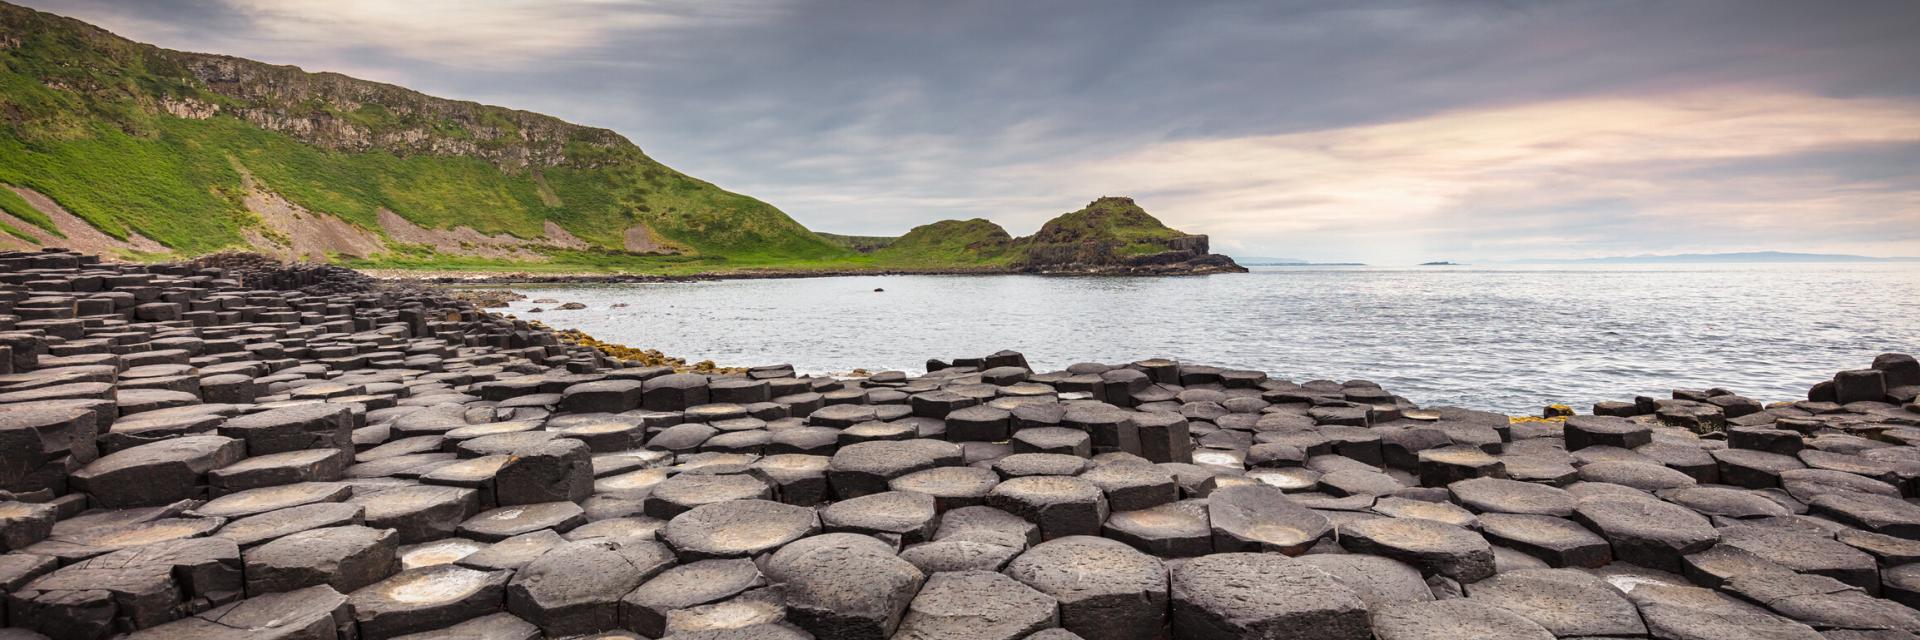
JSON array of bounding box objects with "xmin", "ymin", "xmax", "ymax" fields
[
  {"xmin": 0, "ymin": 1, "xmax": 843, "ymax": 268},
  {"xmin": 0, "ymin": 3, "xmax": 1240, "ymax": 275},
  {"xmin": 1012, "ymin": 197, "xmax": 1231, "ymax": 272}
]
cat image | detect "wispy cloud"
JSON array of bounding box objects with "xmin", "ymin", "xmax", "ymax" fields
[
  {"xmin": 21, "ymin": 0, "xmax": 1920, "ymax": 261},
  {"xmin": 1042, "ymin": 91, "xmax": 1920, "ymax": 260}
]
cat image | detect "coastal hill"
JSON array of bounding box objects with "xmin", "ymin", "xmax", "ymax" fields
[
  {"xmin": 0, "ymin": 2, "xmax": 1239, "ymax": 275},
  {"xmin": 833, "ymin": 197, "xmax": 1243, "ymax": 274},
  {"xmin": 0, "ymin": 1, "xmax": 839, "ymax": 267}
]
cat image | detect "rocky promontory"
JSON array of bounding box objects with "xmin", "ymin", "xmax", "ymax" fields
[
  {"xmin": 4, "ymin": 247, "xmax": 1918, "ymax": 640},
  {"xmin": 1011, "ymin": 197, "xmax": 1244, "ymax": 275}
]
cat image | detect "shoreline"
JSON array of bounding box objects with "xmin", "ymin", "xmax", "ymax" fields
[
  {"xmin": 6, "ymin": 247, "xmax": 1920, "ymax": 640},
  {"xmin": 367, "ymin": 263, "xmax": 1249, "ymax": 285}
]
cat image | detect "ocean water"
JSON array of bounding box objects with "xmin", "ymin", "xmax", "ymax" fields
[{"xmin": 498, "ymin": 264, "xmax": 1920, "ymax": 415}]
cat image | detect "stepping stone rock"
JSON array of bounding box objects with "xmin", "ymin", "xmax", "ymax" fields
[
  {"xmin": 494, "ymin": 438, "xmax": 594, "ymax": 506},
  {"xmin": 620, "ymin": 558, "xmax": 767, "ymax": 637},
  {"xmin": 1170, "ymin": 552, "xmax": 1371, "ymax": 640},
  {"xmin": 660, "ymin": 499, "xmax": 819, "ymax": 561},
  {"xmin": 1660, "ymin": 486, "xmax": 1793, "ymax": 519},
  {"xmin": 1339, "ymin": 517, "xmax": 1495, "ymax": 582},
  {"xmin": 1078, "ymin": 462, "xmax": 1179, "ymax": 512},
  {"xmin": 24, "ymin": 515, "xmax": 225, "ymax": 563},
  {"xmin": 243, "ymin": 523, "xmax": 396, "ymax": 597},
  {"xmin": 1711, "ymin": 448, "xmax": 1805, "ymax": 489},
  {"xmin": 642, "ymin": 374, "xmax": 710, "ymax": 412},
  {"xmin": 887, "ymin": 466, "xmax": 999, "ymax": 510},
  {"xmin": 829, "ymin": 441, "xmax": 939, "ymax": 499},
  {"xmin": 1625, "ymin": 581, "xmax": 1822, "ymax": 640},
  {"xmin": 932, "ymin": 505, "xmax": 1040, "ymax": 550},
  {"xmin": 1417, "ymin": 446, "xmax": 1506, "ymax": 486},
  {"xmin": 388, "ymin": 612, "xmax": 537, "ymax": 640},
  {"xmin": 348, "ymin": 565, "xmax": 511, "ymax": 640},
  {"xmin": 1780, "ymin": 467, "xmax": 1901, "ymax": 503},
  {"xmin": 1563, "ymin": 415, "xmax": 1652, "ymax": 451},
  {"xmin": 1011, "ymin": 427, "xmax": 1092, "ymax": 457},
  {"xmin": 892, "ymin": 570, "xmax": 1057, "ymax": 640},
  {"xmin": 217, "ymin": 404, "xmax": 353, "ymax": 456},
  {"xmin": 1005, "ymin": 536, "xmax": 1167, "ymax": 640},
  {"xmin": 397, "ymin": 538, "xmax": 488, "ymax": 571},
  {"xmin": 1718, "ymin": 523, "xmax": 1880, "ymax": 593},
  {"xmin": 1103, "ymin": 500, "xmax": 1213, "ymax": 558},
  {"xmin": 458, "ymin": 529, "xmax": 566, "ymax": 571},
  {"xmin": 1573, "ymin": 495, "xmax": 1719, "ymax": 573},
  {"xmin": 1724, "ymin": 572, "xmax": 1920, "ymax": 633},
  {"xmin": 118, "ymin": 584, "xmax": 353, "ymax": 640},
  {"xmin": 208, "ymin": 449, "xmax": 349, "ymax": 494},
  {"xmin": 986, "ymin": 475, "xmax": 1109, "ymax": 540},
  {"xmin": 897, "ymin": 539, "xmax": 1022, "ymax": 573},
  {"xmin": 1465, "ymin": 568, "xmax": 1647, "ymax": 637},
  {"xmin": 1318, "ymin": 469, "xmax": 1404, "ymax": 497},
  {"xmin": 349, "ymin": 485, "xmax": 480, "ymax": 544},
  {"xmin": 1477, "ymin": 513, "xmax": 1612, "ymax": 568},
  {"xmin": 457, "ymin": 502, "xmax": 586, "ymax": 541},
  {"xmin": 1292, "ymin": 554, "xmax": 1433, "ymax": 608},
  {"xmin": 819, "ymin": 490, "xmax": 938, "ymax": 544},
  {"xmin": 1370, "ymin": 599, "xmax": 1553, "ymax": 640},
  {"xmin": 1371, "ymin": 496, "xmax": 1477, "ymax": 528},
  {"xmin": 194, "ymin": 481, "xmax": 351, "ymax": 519},
  {"xmin": 1207, "ymin": 483, "xmax": 1331, "ymax": 555},
  {"xmin": 506, "ymin": 539, "xmax": 674, "ymax": 636},
  {"xmin": 992, "ymin": 453, "xmax": 1089, "ymax": 478},
  {"xmin": 764, "ymin": 532, "xmax": 925, "ymax": 640},
  {"xmin": 69, "ymin": 435, "xmax": 245, "ymax": 507},
  {"xmin": 0, "ymin": 501, "xmax": 58, "ymax": 553},
  {"xmin": 1576, "ymin": 460, "xmax": 1697, "ymax": 493},
  {"xmin": 644, "ymin": 473, "xmax": 772, "ymax": 519},
  {"xmin": 1807, "ymin": 491, "xmax": 1920, "ymax": 537},
  {"xmin": 9, "ymin": 537, "xmax": 242, "ymax": 639},
  {"xmin": 558, "ymin": 380, "xmax": 645, "ymax": 414},
  {"xmin": 1448, "ymin": 478, "xmax": 1574, "ymax": 516}
]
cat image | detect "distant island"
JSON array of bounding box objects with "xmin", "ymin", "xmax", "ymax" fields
[
  {"xmin": 1233, "ymin": 257, "xmax": 1368, "ymax": 266},
  {"xmin": 1420, "ymin": 261, "xmax": 1462, "ymax": 266},
  {"xmin": 1509, "ymin": 251, "xmax": 1920, "ymax": 264}
]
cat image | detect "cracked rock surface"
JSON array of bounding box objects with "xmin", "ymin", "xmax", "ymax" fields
[{"xmin": 3, "ymin": 250, "xmax": 1920, "ymax": 639}]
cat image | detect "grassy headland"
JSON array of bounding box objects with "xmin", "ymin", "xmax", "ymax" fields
[{"xmin": 0, "ymin": 2, "xmax": 1239, "ymax": 276}]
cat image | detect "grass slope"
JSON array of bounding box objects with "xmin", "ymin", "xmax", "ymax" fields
[
  {"xmin": 816, "ymin": 232, "xmax": 897, "ymax": 253},
  {"xmin": 871, "ymin": 219, "xmax": 1018, "ymax": 268},
  {"xmin": 0, "ymin": 1, "xmax": 847, "ymax": 267},
  {"xmin": 1013, "ymin": 196, "xmax": 1197, "ymax": 267}
]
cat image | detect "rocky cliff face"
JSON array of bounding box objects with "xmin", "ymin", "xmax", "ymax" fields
[
  {"xmin": 0, "ymin": 1, "xmax": 840, "ymax": 262},
  {"xmin": 1013, "ymin": 197, "xmax": 1246, "ymax": 274},
  {"xmin": 0, "ymin": 3, "xmax": 632, "ymax": 172},
  {"xmin": 168, "ymin": 55, "xmax": 632, "ymax": 171}
]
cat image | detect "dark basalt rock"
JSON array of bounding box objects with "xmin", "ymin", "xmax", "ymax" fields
[
  {"xmin": 1006, "ymin": 536, "xmax": 1167, "ymax": 640},
  {"xmin": 2, "ymin": 251, "xmax": 1919, "ymax": 640},
  {"xmin": 1171, "ymin": 552, "xmax": 1371, "ymax": 640}
]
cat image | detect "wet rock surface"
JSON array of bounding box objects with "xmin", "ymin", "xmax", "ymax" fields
[{"xmin": 2, "ymin": 249, "xmax": 1919, "ymax": 639}]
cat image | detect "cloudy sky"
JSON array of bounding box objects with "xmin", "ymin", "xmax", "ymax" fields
[{"xmin": 28, "ymin": 0, "xmax": 1920, "ymax": 262}]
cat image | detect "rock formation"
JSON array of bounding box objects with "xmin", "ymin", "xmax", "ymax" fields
[{"xmin": 6, "ymin": 247, "xmax": 1915, "ymax": 639}]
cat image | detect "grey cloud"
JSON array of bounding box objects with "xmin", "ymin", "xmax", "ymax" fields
[{"xmin": 21, "ymin": 0, "xmax": 1920, "ymax": 259}]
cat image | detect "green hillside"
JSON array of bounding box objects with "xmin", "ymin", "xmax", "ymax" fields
[
  {"xmin": 816, "ymin": 232, "xmax": 897, "ymax": 253},
  {"xmin": 0, "ymin": 3, "xmax": 1240, "ymax": 275},
  {"xmin": 870, "ymin": 219, "xmax": 1018, "ymax": 268},
  {"xmin": 1014, "ymin": 196, "xmax": 1207, "ymax": 268},
  {"xmin": 0, "ymin": 1, "xmax": 845, "ymax": 268}
]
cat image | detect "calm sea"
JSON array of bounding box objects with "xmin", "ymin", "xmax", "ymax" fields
[{"xmin": 498, "ymin": 264, "xmax": 1919, "ymax": 415}]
